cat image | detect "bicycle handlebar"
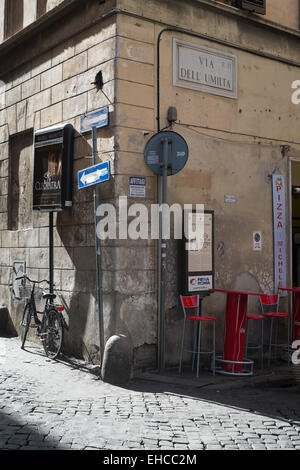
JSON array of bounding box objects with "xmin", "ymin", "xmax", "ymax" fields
[{"xmin": 15, "ymin": 274, "xmax": 50, "ymax": 285}]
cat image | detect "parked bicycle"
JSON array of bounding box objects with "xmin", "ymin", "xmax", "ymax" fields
[{"xmin": 16, "ymin": 275, "xmax": 64, "ymax": 359}]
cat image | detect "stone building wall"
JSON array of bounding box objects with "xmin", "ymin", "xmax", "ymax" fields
[
  {"xmin": 112, "ymin": 13, "xmax": 157, "ymax": 368},
  {"xmin": 0, "ymin": 1, "xmax": 117, "ymax": 362},
  {"xmin": 266, "ymin": 0, "xmax": 299, "ymax": 30},
  {"xmin": 112, "ymin": 0, "xmax": 300, "ymax": 367},
  {"xmin": 1, "ymin": 0, "xmax": 300, "ymax": 371}
]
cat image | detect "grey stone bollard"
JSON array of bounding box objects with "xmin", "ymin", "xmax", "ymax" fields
[{"xmin": 101, "ymin": 334, "xmax": 133, "ymax": 385}]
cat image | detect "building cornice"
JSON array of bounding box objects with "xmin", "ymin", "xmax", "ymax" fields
[
  {"xmin": 1, "ymin": 0, "xmax": 299, "ymax": 57},
  {"xmin": 0, "ymin": 0, "xmax": 82, "ymax": 54},
  {"xmin": 115, "ymin": 0, "xmax": 300, "ymax": 67},
  {"xmin": 191, "ymin": 0, "xmax": 300, "ymax": 39},
  {"xmin": 0, "ymin": 0, "xmax": 118, "ymax": 79},
  {"xmin": 0, "ymin": 0, "xmax": 300, "ymax": 78}
]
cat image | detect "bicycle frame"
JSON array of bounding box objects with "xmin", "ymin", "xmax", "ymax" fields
[
  {"xmin": 27, "ymin": 282, "xmax": 53, "ymax": 322},
  {"xmin": 19, "ymin": 275, "xmax": 64, "ymax": 358},
  {"xmin": 28, "ymin": 283, "xmax": 38, "ymax": 318}
]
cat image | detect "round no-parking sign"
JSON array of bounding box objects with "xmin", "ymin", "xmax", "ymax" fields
[{"xmin": 144, "ymin": 131, "xmax": 189, "ymax": 176}]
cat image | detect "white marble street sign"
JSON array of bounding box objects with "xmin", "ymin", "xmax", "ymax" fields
[{"xmin": 173, "ymin": 38, "xmax": 238, "ymax": 99}]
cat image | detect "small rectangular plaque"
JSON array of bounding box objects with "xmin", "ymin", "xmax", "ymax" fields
[
  {"xmin": 129, "ymin": 176, "xmax": 146, "ymax": 198},
  {"xmin": 188, "ymin": 275, "xmax": 213, "ymax": 292},
  {"xmin": 224, "ymin": 195, "xmax": 236, "ymax": 203},
  {"xmin": 253, "ymin": 231, "xmax": 262, "ymax": 251}
]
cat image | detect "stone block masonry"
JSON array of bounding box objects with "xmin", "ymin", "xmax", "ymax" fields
[
  {"xmin": 0, "ymin": 2, "xmax": 160, "ymax": 370},
  {"xmin": 4, "ymin": 0, "xmax": 297, "ymax": 372},
  {"xmin": 0, "ymin": 6, "xmax": 119, "ymax": 363},
  {"xmin": 0, "ymin": 1, "xmax": 162, "ymax": 370}
]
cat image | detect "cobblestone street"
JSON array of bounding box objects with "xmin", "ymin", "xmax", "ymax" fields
[{"xmin": 1, "ymin": 337, "xmax": 300, "ymax": 451}]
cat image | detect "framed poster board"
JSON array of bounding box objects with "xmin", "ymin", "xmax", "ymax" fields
[
  {"xmin": 33, "ymin": 124, "xmax": 74, "ymax": 211},
  {"xmin": 182, "ymin": 209, "xmax": 214, "ymax": 295}
]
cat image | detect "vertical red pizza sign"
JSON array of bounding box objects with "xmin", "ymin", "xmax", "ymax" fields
[{"xmin": 272, "ymin": 175, "xmax": 286, "ymax": 292}]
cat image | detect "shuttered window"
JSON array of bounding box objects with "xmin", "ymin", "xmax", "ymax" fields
[
  {"xmin": 5, "ymin": 0, "xmax": 24, "ymax": 38},
  {"xmin": 37, "ymin": 0, "xmax": 47, "ymax": 18},
  {"xmin": 236, "ymin": 0, "xmax": 266, "ymax": 15}
]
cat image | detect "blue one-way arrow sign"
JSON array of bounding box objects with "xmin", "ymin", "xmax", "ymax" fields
[{"xmin": 78, "ymin": 161, "xmax": 110, "ymax": 189}]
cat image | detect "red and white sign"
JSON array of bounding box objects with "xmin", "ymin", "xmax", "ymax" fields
[
  {"xmin": 272, "ymin": 175, "xmax": 286, "ymax": 292},
  {"xmin": 188, "ymin": 275, "xmax": 213, "ymax": 292}
]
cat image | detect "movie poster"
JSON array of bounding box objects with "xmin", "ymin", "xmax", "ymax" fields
[{"xmin": 33, "ymin": 143, "xmax": 63, "ymax": 210}]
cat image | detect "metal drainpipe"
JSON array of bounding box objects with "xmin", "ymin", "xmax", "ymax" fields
[{"xmin": 49, "ymin": 211, "xmax": 54, "ymax": 295}]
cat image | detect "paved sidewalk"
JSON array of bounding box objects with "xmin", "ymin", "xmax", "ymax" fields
[{"xmin": 1, "ymin": 337, "xmax": 300, "ymax": 450}]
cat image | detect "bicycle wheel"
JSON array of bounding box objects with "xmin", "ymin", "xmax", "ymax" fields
[
  {"xmin": 20, "ymin": 304, "xmax": 32, "ymax": 349},
  {"xmin": 41, "ymin": 308, "xmax": 64, "ymax": 359}
]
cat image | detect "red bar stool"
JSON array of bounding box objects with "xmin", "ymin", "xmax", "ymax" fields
[
  {"xmin": 179, "ymin": 295, "xmax": 216, "ymax": 377},
  {"xmin": 259, "ymin": 294, "xmax": 291, "ymax": 367},
  {"xmin": 244, "ymin": 311, "xmax": 265, "ymax": 369}
]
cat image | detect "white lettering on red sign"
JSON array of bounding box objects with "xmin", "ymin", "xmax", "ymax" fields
[{"xmin": 272, "ymin": 175, "xmax": 286, "ymax": 291}]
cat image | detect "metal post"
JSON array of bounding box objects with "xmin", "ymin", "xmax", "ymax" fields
[
  {"xmin": 49, "ymin": 211, "xmax": 54, "ymax": 294},
  {"xmin": 92, "ymin": 126, "xmax": 105, "ymax": 363},
  {"xmin": 196, "ymin": 297, "xmax": 203, "ymax": 377},
  {"xmin": 158, "ymin": 137, "xmax": 169, "ymax": 371}
]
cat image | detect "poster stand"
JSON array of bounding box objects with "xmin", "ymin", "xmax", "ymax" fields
[
  {"xmin": 33, "ymin": 124, "xmax": 74, "ymax": 298},
  {"xmin": 182, "ymin": 209, "xmax": 214, "ymax": 296},
  {"xmin": 49, "ymin": 212, "xmax": 54, "ymax": 294}
]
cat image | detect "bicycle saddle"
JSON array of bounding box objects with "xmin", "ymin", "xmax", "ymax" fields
[{"xmin": 43, "ymin": 293, "xmax": 56, "ymax": 300}]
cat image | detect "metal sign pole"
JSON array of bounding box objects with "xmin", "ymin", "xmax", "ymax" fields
[
  {"xmin": 158, "ymin": 137, "xmax": 169, "ymax": 371},
  {"xmin": 92, "ymin": 126, "xmax": 105, "ymax": 363},
  {"xmin": 49, "ymin": 211, "xmax": 54, "ymax": 294},
  {"xmin": 144, "ymin": 130, "xmax": 188, "ymax": 373}
]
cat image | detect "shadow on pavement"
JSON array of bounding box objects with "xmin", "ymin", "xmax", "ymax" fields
[
  {"xmin": 123, "ymin": 375, "xmax": 300, "ymax": 426},
  {"xmin": 0, "ymin": 410, "xmax": 61, "ymax": 450},
  {"xmin": 55, "ymin": 355, "xmax": 101, "ymax": 376},
  {"xmin": 19, "ymin": 340, "xmax": 101, "ymax": 377},
  {"xmin": 18, "ymin": 343, "xmax": 47, "ymax": 359},
  {"xmin": 10, "ymin": 336, "xmax": 300, "ymax": 427}
]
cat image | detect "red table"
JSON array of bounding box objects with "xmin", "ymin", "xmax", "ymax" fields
[
  {"xmin": 211, "ymin": 289, "xmax": 261, "ymax": 373},
  {"xmin": 278, "ymin": 286, "xmax": 300, "ymax": 341}
]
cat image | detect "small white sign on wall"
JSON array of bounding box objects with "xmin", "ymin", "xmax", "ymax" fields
[
  {"xmin": 253, "ymin": 231, "xmax": 262, "ymax": 251},
  {"xmin": 129, "ymin": 176, "xmax": 146, "ymax": 198},
  {"xmin": 188, "ymin": 275, "xmax": 213, "ymax": 292},
  {"xmin": 224, "ymin": 195, "xmax": 236, "ymax": 204}
]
